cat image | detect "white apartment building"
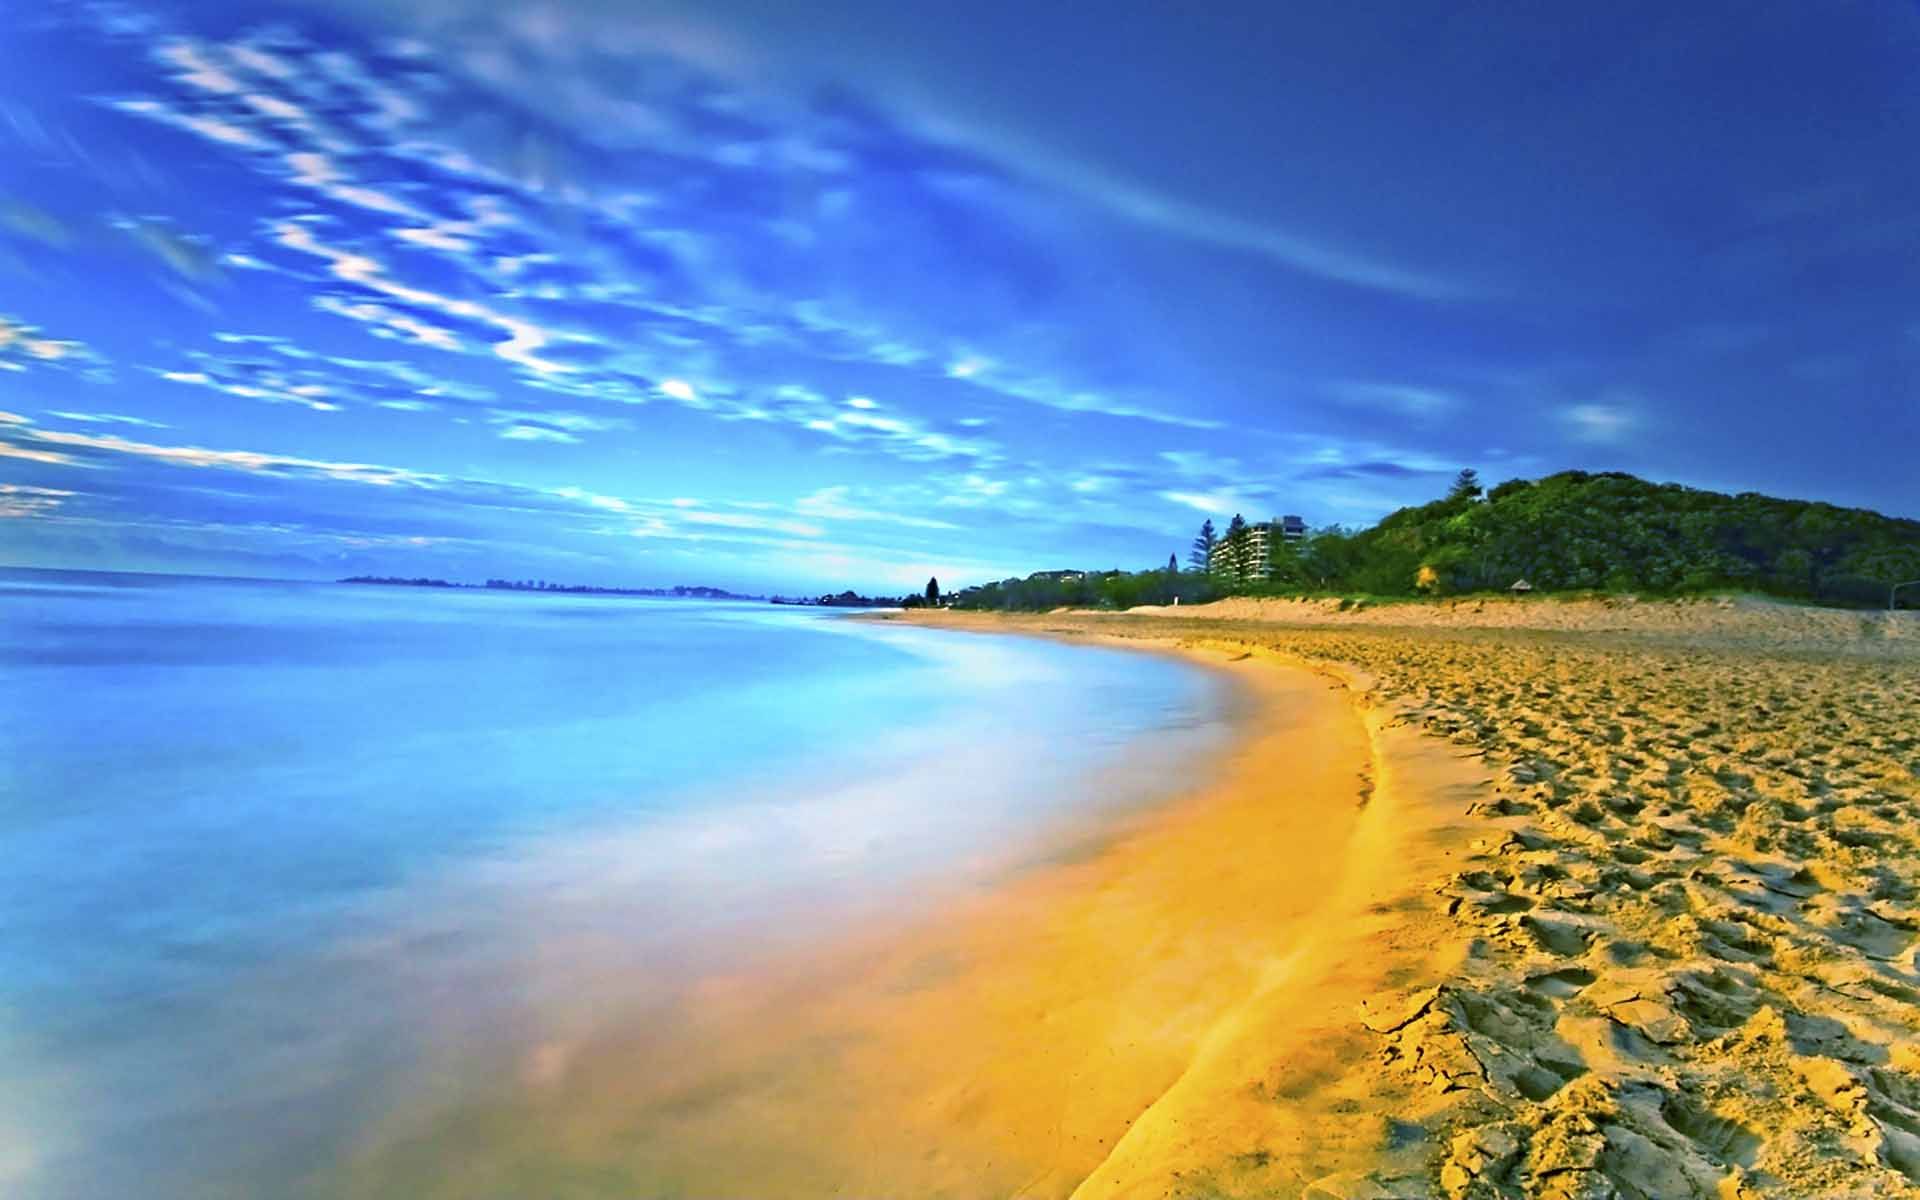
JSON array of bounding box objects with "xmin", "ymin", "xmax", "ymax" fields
[{"xmin": 1208, "ymin": 515, "xmax": 1308, "ymax": 581}]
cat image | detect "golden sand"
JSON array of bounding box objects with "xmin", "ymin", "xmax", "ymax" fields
[
  {"xmin": 920, "ymin": 598, "xmax": 1920, "ymax": 1199},
  {"xmin": 334, "ymin": 638, "xmax": 1487, "ymax": 1198},
  {"xmin": 339, "ymin": 597, "xmax": 1920, "ymax": 1198}
]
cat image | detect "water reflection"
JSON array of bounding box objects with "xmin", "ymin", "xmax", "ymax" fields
[{"xmin": 0, "ymin": 569, "xmax": 1229, "ymax": 1198}]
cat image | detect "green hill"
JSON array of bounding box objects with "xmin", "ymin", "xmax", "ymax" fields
[
  {"xmin": 1299, "ymin": 471, "xmax": 1920, "ymax": 604},
  {"xmin": 951, "ymin": 471, "xmax": 1920, "ymax": 611}
]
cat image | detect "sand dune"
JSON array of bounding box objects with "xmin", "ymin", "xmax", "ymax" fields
[{"xmin": 920, "ymin": 598, "xmax": 1920, "ymax": 1198}]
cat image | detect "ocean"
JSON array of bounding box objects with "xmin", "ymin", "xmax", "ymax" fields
[{"xmin": 0, "ymin": 567, "xmax": 1232, "ymax": 1198}]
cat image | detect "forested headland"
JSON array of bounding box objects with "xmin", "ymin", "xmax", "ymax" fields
[{"xmin": 949, "ymin": 470, "xmax": 1920, "ymax": 611}]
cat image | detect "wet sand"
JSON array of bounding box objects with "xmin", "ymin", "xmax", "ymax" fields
[
  {"xmin": 334, "ymin": 595, "xmax": 1919, "ymax": 1198},
  {"xmin": 331, "ymin": 636, "xmax": 1487, "ymax": 1198},
  {"xmin": 911, "ymin": 598, "xmax": 1920, "ymax": 1199}
]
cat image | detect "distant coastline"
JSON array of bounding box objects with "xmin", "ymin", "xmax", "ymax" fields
[
  {"xmin": 768, "ymin": 589, "xmax": 909, "ymax": 608},
  {"xmin": 337, "ymin": 575, "xmax": 919, "ymax": 606},
  {"xmin": 338, "ymin": 575, "xmax": 764, "ymax": 601}
]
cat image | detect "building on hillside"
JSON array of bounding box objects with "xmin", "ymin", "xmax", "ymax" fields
[
  {"xmin": 1208, "ymin": 516, "xmax": 1309, "ymax": 582},
  {"xmin": 1206, "ymin": 521, "xmax": 1268, "ymax": 580},
  {"xmin": 1028, "ymin": 569, "xmax": 1086, "ymax": 583}
]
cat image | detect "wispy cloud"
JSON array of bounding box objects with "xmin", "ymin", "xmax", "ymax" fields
[
  {"xmin": 0, "ymin": 416, "xmax": 958, "ymax": 561},
  {"xmin": 0, "ymin": 414, "xmax": 438, "ymax": 485},
  {"xmin": 86, "ymin": 10, "xmax": 1237, "ymax": 477},
  {"xmin": 46, "ymin": 411, "xmax": 171, "ymax": 429},
  {"xmin": 1296, "ymin": 459, "xmax": 1444, "ymax": 481},
  {"xmin": 0, "ymin": 442, "xmax": 77, "ymax": 465},
  {"xmin": 1161, "ymin": 490, "xmax": 1249, "ymax": 517},
  {"xmin": 1565, "ymin": 402, "xmax": 1636, "ymax": 444},
  {"xmin": 496, "ymin": 423, "xmax": 577, "ymax": 443},
  {"xmin": 115, "ymin": 216, "xmax": 225, "ymax": 281},
  {"xmin": 153, "ymin": 362, "xmax": 342, "ymax": 412},
  {"xmin": 20, "ymin": 4, "xmax": 1627, "ymax": 587},
  {"xmin": 1158, "ymin": 449, "xmax": 1244, "ymax": 480},
  {"xmin": 0, "ymin": 484, "xmax": 76, "ymax": 517},
  {"xmin": 738, "ymin": 385, "xmax": 1002, "ymax": 464},
  {"xmin": 146, "ymin": 335, "xmax": 498, "ymax": 415},
  {"xmin": 933, "ymin": 131, "xmax": 1480, "ymax": 301},
  {"xmin": 677, "ymin": 509, "xmax": 825, "ymax": 538},
  {"xmin": 1332, "ymin": 380, "xmax": 1460, "ymax": 418},
  {"xmin": 0, "ymin": 315, "xmax": 101, "ymax": 377},
  {"xmin": 270, "ymin": 220, "xmax": 579, "ymax": 376},
  {"xmin": 947, "ymin": 365, "xmax": 1225, "ymax": 430},
  {"xmin": 486, "ymin": 410, "xmax": 624, "ymax": 443},
  {"xmin": 110, "ymin": 96, "xmax": 272, "ymax": 150},
  {"xmin": 794, "ymin": 486, "xmax": 961, "ymax": 530}
]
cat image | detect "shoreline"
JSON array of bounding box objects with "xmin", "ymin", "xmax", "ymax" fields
[
  {"xmin": 334, "ymin": 621, "xmax": 1485, "ymax": 1197},
  {"xmin": 897, "ymin": 602, "xmax": 1920, "ymax": 1199},
  {"xmin": 333, "ymin": 596, "xmax": 1920, "ymax": 1197},
  {"xmin": 877, "ymin": 612, "xmax": 1497, "ymax": 1196}
]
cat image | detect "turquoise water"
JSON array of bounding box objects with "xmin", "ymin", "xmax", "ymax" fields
[{"xmin": 0, "ymin": 567, "xmax": 1231, "ymax": 1198}]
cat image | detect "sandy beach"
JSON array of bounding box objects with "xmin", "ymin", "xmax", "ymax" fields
[
  {"xmin": 14, "ymin": 4, "xmax": 1915, "ymax": 1196},
  {"xmin": 331, "ymin": 630, "xmax": 1488, "ymax": 1198},
  {"xmin": 893, "ymin": 596, "xmax": 1920, "ymax": 1198},
  {"xmin": 327, "ymin": 595, "xmax": 1920, "ymax": 1198}
]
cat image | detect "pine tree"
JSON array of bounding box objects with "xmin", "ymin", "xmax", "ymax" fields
[
  {"xmin": 1167, "ymin": 553, "xmax": 1178, "ymax": 574},
  {"xmin": 925, "ymin": 576, "xmax": 940, "ymax": 605},
  {"xmin": 1187, "ymin": 519, "xmax": 1217, "ymax": 572},
  {"xmin": 1223, "ymin": 513, "xmax": 1249, "ymax": 581},
  {"xmin": 1448, "ymin": 468, "xmax": 1483, "ymax": 501}
]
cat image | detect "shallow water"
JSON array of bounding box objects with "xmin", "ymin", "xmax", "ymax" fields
[{"xmin": 0, "ymin": 567, "xmax": 1230, "ymax": 1198}]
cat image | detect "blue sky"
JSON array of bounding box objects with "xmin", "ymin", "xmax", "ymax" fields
[{"xmin": 2, "ymin": 1, "xmax": 1916, "ymax": 591}]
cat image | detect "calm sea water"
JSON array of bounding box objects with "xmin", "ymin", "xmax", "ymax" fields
[{"xmin": 0, "ymin": 567, "xmax": 1231, "ymax": 1199}]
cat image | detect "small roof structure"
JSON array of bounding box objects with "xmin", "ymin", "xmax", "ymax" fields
[{"xmin": 1509, "ymin": 578, "xmax": 1535, "ymax": 593}]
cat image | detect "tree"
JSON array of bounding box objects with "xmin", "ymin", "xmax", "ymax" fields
[
  {"xmin": 1266, "ymin": 531, "xmax": 1307, "ymax": 587},
  {"xmin": 952, "ymin": 470, "xmax": 1916, "ymax": 612},
  {"xmin": 1188, "ymin": 519, "xmax": 1217, "ymax": 572},
  {"xmin": 1487, "ymin": 477, "xmax": 1531, "ymax": 503},
  {"xmin": 1222, "ymin": 513, "xmax": 1250, "ymax": 581},
  {"xmin": 925, "ymin": 576, "xmax": 940, "ymax": 605},
  {"xmin": 1167, "ymin": 553, "xmax": 1179, "ymax": 574},
  {"xmin": 1770, "ymin": 548, "xmax": 1814, "ymax": 596},
  {"xmin": 1448, "ymin": 469, "xmax": 1483, "ymax": 502},
  {"xmin": 1300, "ymin": 526, "xmax": 1361, "ymax": 589}
]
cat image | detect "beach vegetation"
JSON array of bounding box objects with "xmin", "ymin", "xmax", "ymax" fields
[
  {"xmin": 950, "ymin": 470, "xmax": 1920, "ymax": 611},
  {"xmin": 1446, "ymin": 468, "xmax": 1483, "ymax": 502},
  {"xmin": 1187, "ymin": 519, "xmax": 1218, "ymax": 572}
]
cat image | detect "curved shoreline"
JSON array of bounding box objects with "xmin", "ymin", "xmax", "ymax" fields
[
  {"xmin": 1072, "ymin": 643, "xmax": 1488, "ymax": 1197},
  {"xmin": 886, "ymin": 616, "xmax": 1494, "ymax": 1197},
  {"xmin": 334, "ymin": 620, "xmax": 1482, "ymax": 1197},
  {"xmin": 911, "ymin": 604, "xmax": 1920, "ymax": 1200}
]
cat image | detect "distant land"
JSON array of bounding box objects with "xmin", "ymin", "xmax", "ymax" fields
[
  {"xmin": 953, "ymin": 469, "xmax": 1920, "ymax": 612},
  {"xmin": 339, "ymin": 576, "xmax": 764, "ymax": 601},
  {"xmin": 769, "ymin": 589, "xmax": 916, "ymax": 608},
  {"xmin": 338, "ymin": 576, "xmax": 928, "ymax": 608}
]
